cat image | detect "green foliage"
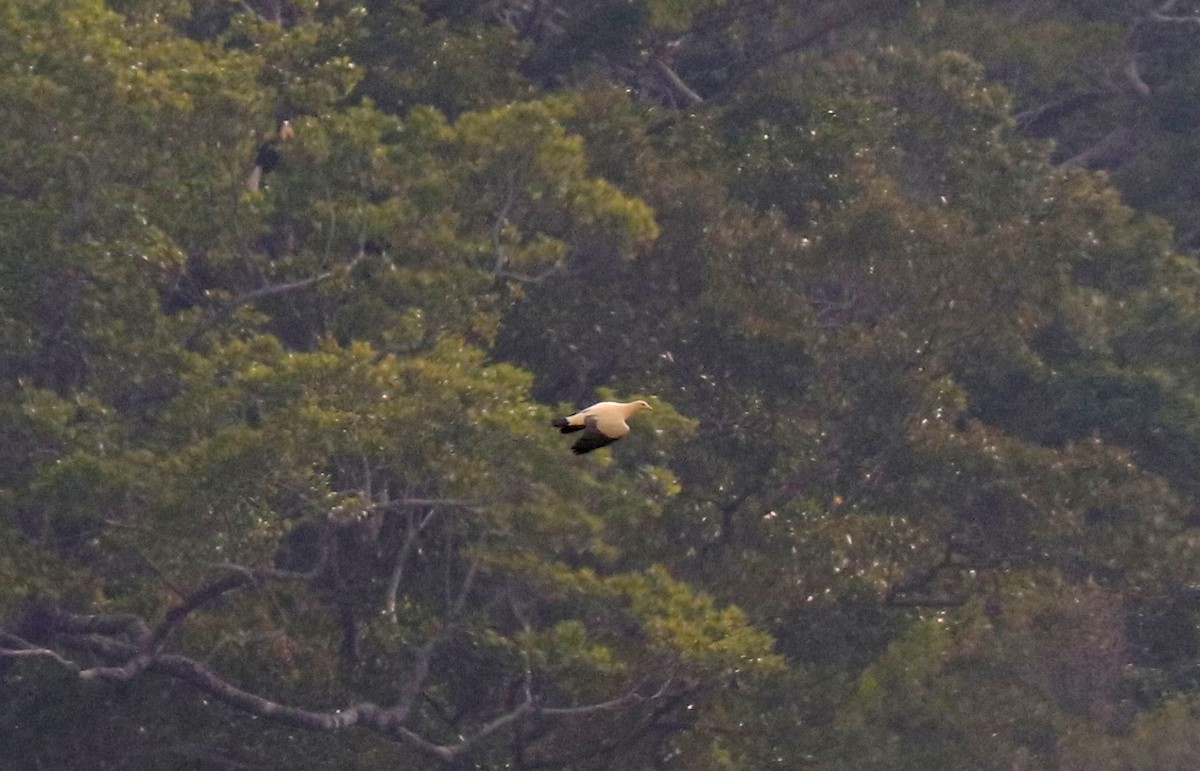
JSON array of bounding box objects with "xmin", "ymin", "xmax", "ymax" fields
[{"xmin": 6, "ymin": 0, "xmax": 1200, "ymax": 768}]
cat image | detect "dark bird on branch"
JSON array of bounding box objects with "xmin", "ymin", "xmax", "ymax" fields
[{"xmin": 247, "ymin": 119, "xmax": 294, "ymax": 192}]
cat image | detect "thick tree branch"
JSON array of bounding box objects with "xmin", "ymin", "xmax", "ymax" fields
[
  {"xmin": 34, "ymin": 564, "xmax": 313, "ymax": 681},
  {"xmin": 150, "ymin": 570, "xmax": 258, "ymax": 652},
  {"xmin": 7, "ymin": 605, "xmax": 681, "ymax": 767}
]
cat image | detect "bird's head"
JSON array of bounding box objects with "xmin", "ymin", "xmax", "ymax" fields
[
  {"xmin": 278, "ymin": 119, "xmax": 295, "ymax": 142},
  {"xmin": 633, "ymin": 400, "xmax": 652, "ymax": 412}
]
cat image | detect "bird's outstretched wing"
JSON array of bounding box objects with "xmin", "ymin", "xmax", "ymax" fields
[{"xmin": 571, "ymin": 416, "xmax": 618, "ymax": 454}]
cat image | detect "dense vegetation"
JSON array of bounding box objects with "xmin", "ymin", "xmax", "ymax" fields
[{"xmin": 6, "ymin": 0, "xmax": 1200, "ymax": 767}]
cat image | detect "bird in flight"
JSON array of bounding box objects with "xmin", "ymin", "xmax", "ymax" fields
[{"xmin": 552, "ymin": 400, "xmax": 652, "ymax": 454}]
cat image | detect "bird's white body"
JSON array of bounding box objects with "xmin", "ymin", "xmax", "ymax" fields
[{"xmin": 562, "ymin": 401, "xmax": 637, "ymax": 438}]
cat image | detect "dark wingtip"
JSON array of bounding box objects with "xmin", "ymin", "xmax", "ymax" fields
[
  {"xmin": 551, "ymin": 417, "xmax": 568, "ymax": 428},
  {"xmin": 570, "ymin": 430, "xmax": 616, "ymax": 455}
]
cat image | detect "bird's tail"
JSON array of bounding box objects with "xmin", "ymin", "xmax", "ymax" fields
[
  {"xmin": 552, "ymin": 417, "xmax": 584, "ymax": 434},
  {"xmin": 247, "ymin": 165, "xmax": 263, "ymax": 192}
]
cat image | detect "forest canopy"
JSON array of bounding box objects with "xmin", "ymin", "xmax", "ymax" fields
[{"xmin": 7, "ymin": 0, "xmax": 1200, "ymax": 768}]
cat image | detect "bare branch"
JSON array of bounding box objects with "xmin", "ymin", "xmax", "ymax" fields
[
  {"xmin": 487, "ymin": 175, "xmax": 567, "ymax": 284},
  {"xmin": 491, "ymin": 174, "xmax": 520, "ymax": 278},
  {"xmin": 147, "ymin": 653, "xmax": 460, "ymax": 762},
  {"xmin": 460, "ymin": 696, "xmax": 536, "ymax": 751},
  {"xmin": 452, "ymin": 556, "xmax": 481, "ymax": 616},
  {"xmin": 1058, "ymin": 125, "xmax": 1139, "ymax": 169},
  {"xmin": 44, "ymin": 564, "xmax": 308, "ymax": 681},
  {"xmin": 188, "ymin": 253, "xmax": 363, "ymax": 346},
  {"xmin": 655, "ymin": 60, "xmax": 704, "ymax": 106},
  {"xmin": 1014, "ymin": 91, "xmax": 1105, "ymax": 130},
  {"xmin": 52, "ymin": 611, "xmax": 151, "ymax": 644},
  {"xmin": 521, "ymin": 681, "xmax": 691, "ymax": 769},
  {"xmin": 539, "ymin": 673, "xmax": 678, "ymax": 718},
  {"xmin": 209, "ymin": 561, "xmax": 329, "ymax": 585},
  {"xmin": 394, "ymin": 635, "xmax": 441, "ymax": 719},
  {"xmin": 386, "ymin": 507, "xmax": 441, "ymax": 623},
  {"xmin": 1124, "ymin": 58, "xmax": 1152, "ymax": 97},
  {"xmin": 32, "ymin": 620, "xmax": 483, "ymax": 764},
  {"xmin": 370, "ymin": 498, "xmax": 480, "ymax": 512},
  {"xmin": 149, "ymin": 570, "xmax": 258, "ymax": 653},
  {"xmin": 15, "ymin": 591, "xmax": 688, "ymax": 767},
  {"xmin": 1150, "ymin": 0, "xmax": 1200, "ymax": 27},
  {"xmin": 0, "ymin": 647, "xmax": 73, "ymax": 662},
  {"xmin": 228, "ymin": 261, "xmax": 357, "ymax": 308},
  {"xmin": 80, "ymin": 653, "xmax": 157, "ymax": 681},
  {"xmin": 493, "ymin": 265, "xmax": 564, "ymax": 284},
  {"xmin": 0, "ymin": 634, "xmax": 81, "ymax": 672}
]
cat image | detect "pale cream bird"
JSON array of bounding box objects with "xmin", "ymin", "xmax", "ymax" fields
[{"xmin": 551, "ymin": 400, "xmax": 652, "ymax": 455}]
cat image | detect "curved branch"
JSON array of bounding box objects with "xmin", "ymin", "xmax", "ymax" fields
[
  {"xmin": 1150, "ymin": 0, "xmax": 1200, "ymax": 27},
  {"xmin": 150, "ymin": 570, "xmax": 258, "ymax": 652}
]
